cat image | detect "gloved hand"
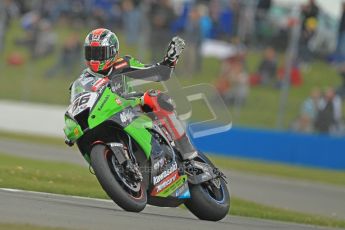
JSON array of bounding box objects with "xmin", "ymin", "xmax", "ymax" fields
[{"xmin": 163, "ymin": 36, "xmax": 185, "ymax": 67}]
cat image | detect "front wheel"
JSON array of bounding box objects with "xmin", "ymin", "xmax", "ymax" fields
[
  {"xmin": 185, "ymin": 153, "xmax": 230, "ymax": 221},
  {"xmin": 90, "ymin": 144, "xmax": 147, "ymax": 212}
]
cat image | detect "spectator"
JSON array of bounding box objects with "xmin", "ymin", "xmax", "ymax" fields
[
  {"xmin": 277, "ymin": 61, "xmax": 303, "ymax": 87},
  {"xmin": 0, "ymin": 0, "xmax": 19, "ymax": 53},
  {"xmin": 67, "ymin": 0, "xmax": 89, "ymax": 27},
  {"xmin": 299, "ymin": 0, "xmax": 319, "ymax": 66},
  {"xmin": 208, "ymin": 0, "xmax": 234, "ymax": 41},
  {"xmin": 148, "ymin": 0, "xmax": 176, "ymax": 62},
  {"xmin": 89, "ymin": 0, "xmax": 119, "ymax": 28},
  {"xmin": 257, "ymin": 47, "xmax": 277, "ymax": 86},
  {"xmin": 137, "ymin": 0, "xmax": 151, "ymax": 61},
  {"xmin": 337, "ymin": 64, "xmax": 345, "ymax": 99},
  {"xmin": 32, "ymin": 20, "xmax": 57, "ymax": 59},
  {"xmin": 255, "ymin": 0, "xmax": 272, "ymax": 46},
  {"xmin": 229, "ymin": 0, "xmax": 241, "ymax": 39},
  {"xmin": 292, "ymin": 88, "xmax": 321, "ymax": 132},
  {"xmin": 183, "ymin": 5, "xmax": 202, "ymax": 75},
  {"xmin": 216, "ymin": 55, "xmax": 249, "ymax": 109},
  {"xmin": 337, "ymin": 2, "xmax": 345, "ymax": 57},
  {"xmin": 122, "ymin": 0, "xmax": 141, "ymax": 46},
  {"xmin": 89, "ymin": 7, "xmax": 108, "ymax": 28},
  {"xmin": 16, "ymin": 12, "xmax": 57, "ymax": 59},
  {"xmin": 208, "ymin": 0, "xmax": 219, "ymax": 37},
  {"xmin": 198, "ymin": 4, "xmax": 212, "ymax": 39},
  {"xmin": 237, "ymin": 0, "xmax": 256, "ymax": 44},
  {"xmin": 256, "ymin": 0, "xmax": 271, "ymax": 16},
  {"xmin": 301, "ymin": 0, "xmax": 319, "ymax": 24},
  {"xmin": 217, "ymin": 1, "xmax": 235, "ymax": 41},
  {"xmin": 314, "ymin": 88, "xmax": 342, "ymax": 134},
  {"xmin": 45, "ymin": 33, "xmax": 82, "ymax": 78},
  {"xmin": 15, "ymin": 11, "xmax": 41, "ymax": 58}
]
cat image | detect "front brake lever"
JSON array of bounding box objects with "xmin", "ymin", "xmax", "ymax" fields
[{"xmin": 64, "ymin": 137, "xmax": 74, "ymax": 147}]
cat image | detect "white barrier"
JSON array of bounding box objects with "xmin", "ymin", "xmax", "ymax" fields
[{"xmin": 0, "ymin": 100, "xmax": 66, "ymax": 137}]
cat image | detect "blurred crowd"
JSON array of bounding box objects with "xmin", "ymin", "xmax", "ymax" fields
[
  {"xmin": 0, "ymin": 0, "xmax": 302, "ymax": 67},
  {"xmin": 292, "ymin": 87, "xmax": 343, "ymax": 134},
  {"xmin": 0, "ymin": 0, "xmax": 345, "ymax": 134}
]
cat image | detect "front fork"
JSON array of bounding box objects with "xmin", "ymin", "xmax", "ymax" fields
[{"xmin": 106, "ymin": 141, "xmax": 143, "ymax": 183}]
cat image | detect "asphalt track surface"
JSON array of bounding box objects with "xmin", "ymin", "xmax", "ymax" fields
[
  {"xmin": 0, "ymin": 188, "xmax": 342, "ymax": 230},
  {"xmin": 1, "ymin": 138, "xmax": 345, "ymax": 230}
]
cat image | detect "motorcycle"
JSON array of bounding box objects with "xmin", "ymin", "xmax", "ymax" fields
[{"xmin": 63, "ymin": 65, "xmax": 230, "ymax": 221}]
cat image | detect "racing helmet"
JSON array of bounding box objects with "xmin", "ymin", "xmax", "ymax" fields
[{"xmin": 84, "ymin": 28, "xmax": 119, "ymax": 73}]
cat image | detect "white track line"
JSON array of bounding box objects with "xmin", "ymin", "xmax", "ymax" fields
[
  {"xmin": 0, "ymin": 187, "xmax": 113, "ymax": 203},
  {"xmin": 0, "ymin": 188, "xmax": 162, "ymax": 208}
]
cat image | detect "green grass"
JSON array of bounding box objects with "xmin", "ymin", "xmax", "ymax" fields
[
  {"xmin": 210, "ymin": 155, "xmax": 345, "ymax": 186},
  {"xmin": 1, "ymin": 153, "xmax": 345, "ymax": 228},
  {"xmin": 0, "ymin": 131, "xmax": 64, "ymax": 147},
  {"xmin": 231, "ymin": 198, "xmax": 345, "ymax": 228},
  {"xmin": 1, "ymin": 20, "xmax": 344, "ymax": 129},
  {"xmin": 0, "ymin": 153, "xmax": 106, "ymax": 198},
  {"xmin": 1, "ymin": 130, "xmax": 344, "ymax": 186},
  {"xmin": 0, "ymin": 223, "xmax": 72, "ymax": 230}
]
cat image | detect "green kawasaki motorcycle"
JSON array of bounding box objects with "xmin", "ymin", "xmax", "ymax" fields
[{"xmin": 63, "ymin": 65, "xmax": 230, "ymax": 221}]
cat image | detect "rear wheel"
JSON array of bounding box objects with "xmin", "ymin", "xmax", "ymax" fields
[
  {"xmin": 90, "ymin": 144, "xmax": 147, "ymax": 212},
  {"xmin": 185, "ymin": 153, "xmax": 230, "ymax": 221}
]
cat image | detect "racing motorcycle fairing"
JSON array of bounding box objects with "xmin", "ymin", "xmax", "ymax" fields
[{"xmin": 64, "ymin": 71, "xmax": 190, "ymax": 204}]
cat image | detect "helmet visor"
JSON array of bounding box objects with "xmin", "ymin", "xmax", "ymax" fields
[{"xmin": 85, "ymin": 46, "xmax": 116, "ymax": 61}]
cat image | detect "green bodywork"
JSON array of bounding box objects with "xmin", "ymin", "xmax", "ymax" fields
[
  {"xmin": 64, "ymin": 117, "xmax": 83, "ymax": 141},
  {"xmin": 63, "ymin": 87, "xmax": 153, "ymax": 159},
  {"xmin": 129, "ymin": 57, "xmax": 146, "ymax": 69},
  {"xmin": 124, "ymin": 115, "xmax": 153, "ymax": 158}
]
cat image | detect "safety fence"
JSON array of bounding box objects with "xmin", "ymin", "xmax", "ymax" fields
[{"xmin": 192, "ymin": 126, "xmax": 345, "ymax": 170}]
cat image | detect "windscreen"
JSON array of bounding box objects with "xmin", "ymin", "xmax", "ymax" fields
[{"xmin": 70, "ymin": 81, "xmax": 91, "ymax": 102}]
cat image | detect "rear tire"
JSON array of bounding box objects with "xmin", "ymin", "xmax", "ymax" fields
[
  {"xmin": 185, "ymin": 153, "xmax": 230, "ymax": 221},
  {"xmin": 90, "ymin": 144, "xmax": 147, "ymax": 212}
]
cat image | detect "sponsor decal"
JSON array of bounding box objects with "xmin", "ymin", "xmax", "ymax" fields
[
  {"xmin": 175, "ymin": 183, "xmax": 189, "ymax": 197},
  {"xmin": 90, "ymin": 41, "xmax": 100, "ymax": 47},
  {"xmin": 114, "ymin": 61, "xmax": 128, "ymax": 69},
  {"xmin": 178, "ymin": 190, "xmax": 191, "ymax": 199},
  {"xmin": 151, "ymin": 171, "xmax": 178, "ymax": 196},
  {"xmin": 68, "ymin": 93, "xmax": 98, "ymax": 117},
  {"xmin": 155, "ymin": 175, "xmax": 188, "ymax": 198},
  {"xmin": 91, "ymin": 77, "xmax": 109, "ymax": 92},
  {"xmin": 120, "ymin": 110, "xmax": 135, "ymax": 123},
  {"xmin": 115, "ymin": 98, "xmax": 122, "ymax": 105},
  {"xmin": 72, "ymin": 94, "xmax": 91, "ymax": 113},
  {"xmin": 112, "ymin": 82, "xmax": 122, "ymax": 92},
  {"xmin": 74, "ymin": 104, "xmax": 87, "ymax": 115},
  {"xmin": 153, "ymin": 158, "xmax": 165, "ymax": 171},
  {"xmin": 92, "ymin": 34, "xmax": 101, "ymax": 41},
  {"xmin": 97, "ymin": 95, "xmax": 110, "ymax": 111},
  {"xmin": 73, "ymin": 127, "xmax": 79, "ymax": 136},
  {"xmin": 80, "ymin": 77, "xmax": 94, "ymax": 86},
  {"xmin": 110, "ymin": 143, "xmax": 124, "ymax": 148},
  {"xmin": 153, "ymin": 162, "xmax": 177, "ymax": 185}
]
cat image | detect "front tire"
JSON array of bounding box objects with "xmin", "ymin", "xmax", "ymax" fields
[
  {"xmin": 185, "ymin": 153, "xmax": 230, "ymax": 221},
  {"xmin": 90, "ymin": 144, "xmax": 147, "ymax": 212}
]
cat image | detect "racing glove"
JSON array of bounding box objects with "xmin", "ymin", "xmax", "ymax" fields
[{"xmin": 162, "ymin": 36, "xmax": 185, "ymax": 68}]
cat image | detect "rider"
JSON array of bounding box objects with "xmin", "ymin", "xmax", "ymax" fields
[{"xmin": 70, "ymin": 28, "xmax": 197, "ymax": 162}]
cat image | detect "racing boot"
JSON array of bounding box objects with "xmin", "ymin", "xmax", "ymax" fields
[{"xmin": 174, "ymin": 134, "xmax": 198, "ymax": 161}]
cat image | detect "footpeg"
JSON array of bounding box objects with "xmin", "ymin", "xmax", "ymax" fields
[{"xmin": 185, "ymin": 161, "xmax": 222, "ymax": 185}]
